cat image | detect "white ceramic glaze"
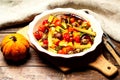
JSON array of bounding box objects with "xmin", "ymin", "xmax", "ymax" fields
[{"xmin": 28, "ymin": 8, "xmax": 103, "ymax": 58}]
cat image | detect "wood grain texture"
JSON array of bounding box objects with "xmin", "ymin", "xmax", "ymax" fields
[
  {"xmin": 0, "ymin": 66, "xmax": 120, "ymax": 80},
  {"xmin": 0, "ymin": 25, "xmax": 120, "ymax": 80}
]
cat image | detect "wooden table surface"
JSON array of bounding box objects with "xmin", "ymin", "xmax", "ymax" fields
[{"xmin": 0, "ymin": 24, "xmax": 120, "ymax": 80}]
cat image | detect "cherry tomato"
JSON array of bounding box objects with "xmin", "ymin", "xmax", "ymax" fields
[
  {"xmin": 58, "ymin": 49, "xmax": 66, "ymax": 54},
  {"xmin": 62, "ymin": 48, "xmax": 67, "ymax": 54},
  {"xmin": 55, "ymin": 20, "xmax": 61, "ymax": 26},
  {"xmin": 68, "ymin": 27, "xmax": 74, "ymax": 32},
  {"xmin": 43, "ymin": 39, "xmax": 48, "ymax": 45},
  {"xmin": 55, "ymin": 40, "xmax": 60, "ymax": 46},
  {"xmin": 42, "ymin": 20, "xmax": 48, "ymax": 25},
  {"xmin": 33, "ymin": 31, "xmax": 43, "ymax": 40},
  {"xmin": 66, "ymin": 46, "xmax": 73, "ymax": 51},
  {"xmin": 62, "ymin": 15, "xmax": 68, "ymax": 19},
  {"xmin": 86, "ymin": 21, "xmax": 91, "ymax": 27},
  {"xmin": 38, "ymin": 25, "xmax": 46, "ymax": 32},
  {"xmin": 77, "ymin": 19, "xmax": 82, "ymax": 25},
  {"xmin": 74, "ymin": 35, "xmax": 80, "ymax": 43},
  {"xmin": 69, "ymin": 37, "xmax": 73, "ymax": 42},
  {"xmin": 63, "ymin": 46, "xmax": 73, "ymax": 54},
  {"xmin": 70, "ymin": 17, "xmax": 75, "ymax": 23},
  {"xmin": 63, "ymin": 33, "xmax": 70, "ymax": 42}
]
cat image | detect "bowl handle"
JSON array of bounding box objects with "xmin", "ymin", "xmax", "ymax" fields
[{"xmin": 89, "ymin": 54, "xmax": 117, "ymax": 76}]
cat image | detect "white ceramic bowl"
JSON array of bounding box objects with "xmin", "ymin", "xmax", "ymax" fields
[{"xmin": 28, "ymin": 8, "xmax": 103, "ymax": 64}]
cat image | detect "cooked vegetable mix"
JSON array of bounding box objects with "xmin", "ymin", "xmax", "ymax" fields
[{"xmin": 33, "ymin": 13, "xmax": 96, "ymax": 54}]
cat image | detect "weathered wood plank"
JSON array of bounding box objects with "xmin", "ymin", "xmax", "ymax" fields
[
  {"xmin": 0, "ymin": 66, "xmax": 120, "ymax": 80},
  {"xmin": 0, "ymin": 67, "xmax": 63, "ymax": 80}
]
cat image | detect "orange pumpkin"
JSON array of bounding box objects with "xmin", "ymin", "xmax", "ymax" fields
[{"xmin": 1, "ymin": 33, "xmax": 30, "ymax": 61}]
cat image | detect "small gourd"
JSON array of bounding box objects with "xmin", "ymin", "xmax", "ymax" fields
[{"xmin": 1, "ymin": 33, "xmax": 30, "ymax": 61}]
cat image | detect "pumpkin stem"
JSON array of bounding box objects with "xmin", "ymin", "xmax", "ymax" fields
[{"xmin": 10, "ymin": 36, "xmax": 17, "ymax": 42}]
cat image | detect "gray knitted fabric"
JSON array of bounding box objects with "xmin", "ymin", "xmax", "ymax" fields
[{"xmin": 0, "ymin": 0, "xmax": 120, "ymax": 41}]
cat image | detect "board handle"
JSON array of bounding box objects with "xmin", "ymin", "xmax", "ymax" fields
[{"xmin": 89, "ymin": 54, "xmax": 117, "ymax": 76}]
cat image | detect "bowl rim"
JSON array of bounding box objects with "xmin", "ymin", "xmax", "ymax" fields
[{"xmin": 28, "ymin": 8, "xmax": 103, "ymax": 58}]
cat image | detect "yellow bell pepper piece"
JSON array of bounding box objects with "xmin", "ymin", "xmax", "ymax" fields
[
  {"xmin": 48, "ymin": 15, "xmax": 54, "ymax": 23},
  {"xmin": 73, "ymin": 26, "xmax": 96, "ymax": 36},
  {"xmin": 74, "ymin": 42, "xmax": 91, "ymax": 49}
]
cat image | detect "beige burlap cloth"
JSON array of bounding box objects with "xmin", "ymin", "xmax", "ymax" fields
[{"xmin": 0, "ymin": 0, "xmax": 120, "ymax": 41}]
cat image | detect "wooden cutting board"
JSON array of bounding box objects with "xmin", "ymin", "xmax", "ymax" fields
[{"xmin": 17, "ymin": 26, "xmax": 118, "ymax": 77}]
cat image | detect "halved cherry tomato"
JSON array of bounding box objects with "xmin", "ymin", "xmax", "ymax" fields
[
  {"xmin": 70, "ymin": 17, "xmax": 75, "ymax": 23},
  {"xmin": 42, "ymin": 19, "xmax": 48, "ymax": 25},
  {"xmin": 66, "ymin": 46, "xmax": 73, "ymax": 51},
  {"xmin": 62, "ymin": 47, "xmax": 67, "ymax": 54},
  {"xmin": 58, "ymin": 46, "xmax": 73, "ymax": 54},
  {"xmin": 33, "ymin": 31, "xmax": 43, "ymax": 40},
  {"xmin": 55, "ymin": 40, "xmax": 60, "ymax": 46},
  {"xmin": 43, "ymin": 39, "xmax": 48, "ymax": 45},
  {"xmin": 68, "ymin": 27, "xmax": 74, "ymax": 32},
  {"xmin": 74, "ymin": 35, "xmax": 81, "ymax": 43},
  {"xmin": 58, "ymin": 49, "xmax": 66, "ymax": 54},
  {"xmin": 63, "ymin": 33, "xmax": 70, "ymax": 42},
  {"xmin": 55, "ymin": 20, "xmax": 61, "ymax": 26},
  {"xmin": 69, "ymin": 37, "xmax": 73, "ymax": 42},
  {"xmin": 38, "ymin": 25, "xmax": 46, "ymax": 32}
]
